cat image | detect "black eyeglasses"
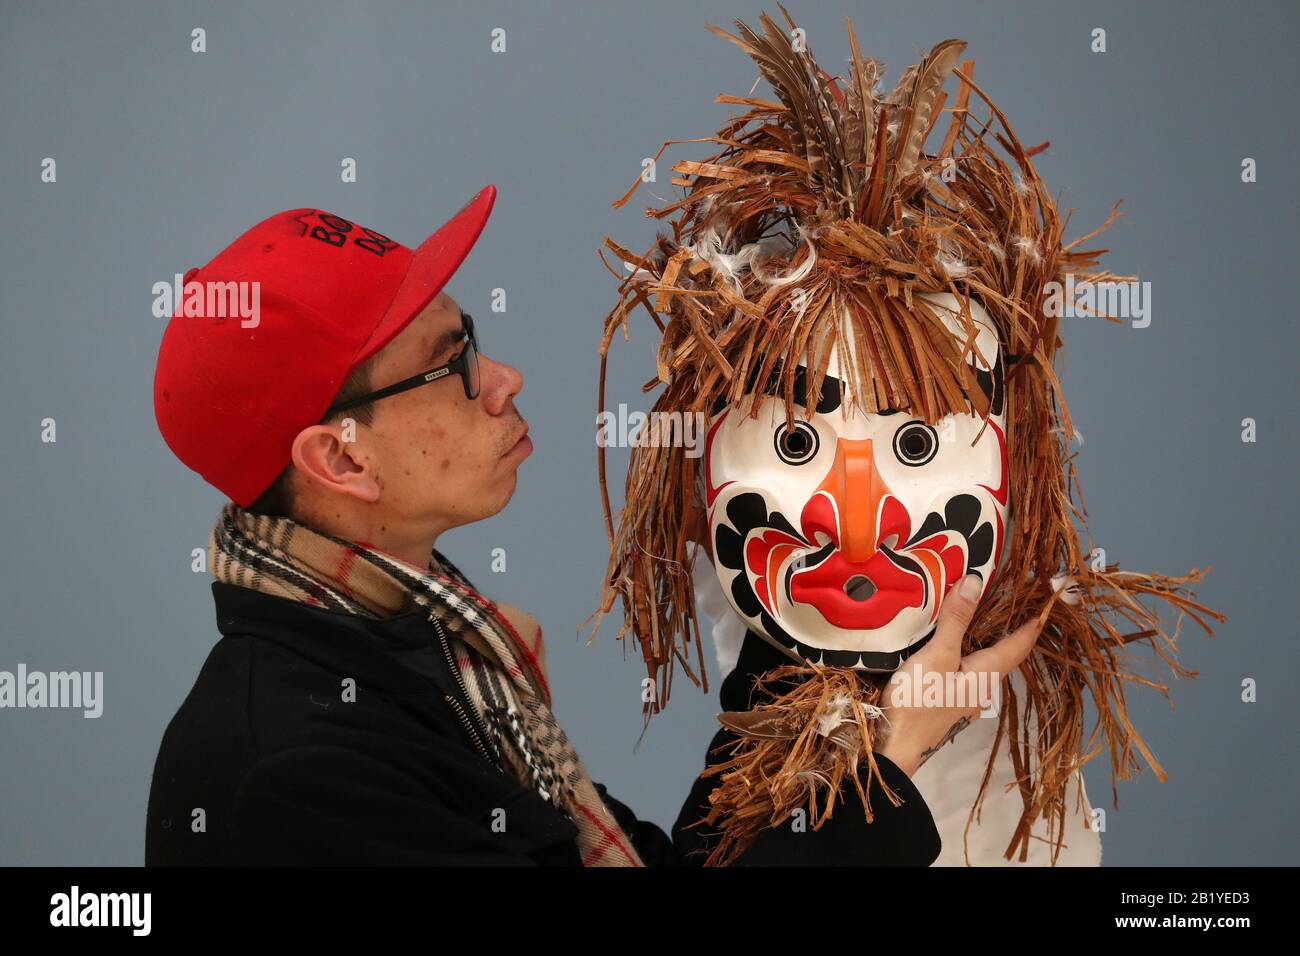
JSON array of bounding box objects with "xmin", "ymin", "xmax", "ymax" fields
[{"xmin": 327, "ymin": 310, "xmax": 480, "ymax": 414}]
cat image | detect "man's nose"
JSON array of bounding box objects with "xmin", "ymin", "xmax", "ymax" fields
[
  {"xmin": 802, "ymin": 438, "xmax": 899, "ymax": 563},
  {"xmin": 478, "ymin": 352, "xmax": 523, "ymax": 415}
]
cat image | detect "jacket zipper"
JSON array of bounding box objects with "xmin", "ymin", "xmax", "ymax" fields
[{"xmin": 429, "ymin": 615, "xmax": 495, "ymax": 764}]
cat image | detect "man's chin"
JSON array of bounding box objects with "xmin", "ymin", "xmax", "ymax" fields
[
  {"xmin": 448, "ymin": 450, "xmax": 529, "ymax": 527},
  {"xmin": 485, "ymin": 470, "xmax": 520, "ymax": 516}
]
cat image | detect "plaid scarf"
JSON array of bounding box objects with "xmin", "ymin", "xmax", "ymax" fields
[{"xmin": 208, "ymin": 502, "xmax": 644, "ymax": 867}]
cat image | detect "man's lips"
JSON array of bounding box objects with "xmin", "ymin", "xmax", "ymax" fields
[
  {"xmin": 501, "ymin": 425, "xmax": 532, "ymax": 459},
  {"xmin": 787, "ymin": 547, "xmax": 925, "ymax": 630}
]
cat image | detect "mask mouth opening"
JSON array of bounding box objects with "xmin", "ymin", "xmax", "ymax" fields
[{"xmin": 843, "ymin": 574, "xmax": 877, "ymax": 602}]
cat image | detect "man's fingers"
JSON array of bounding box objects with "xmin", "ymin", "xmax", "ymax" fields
[
  {"xmin": 933, "ymin": 574, "xmax": 983, "ymax": 654},
  {"xmin": 961, "ymin": 615, "xmax": 1044, "ymax": 675}
]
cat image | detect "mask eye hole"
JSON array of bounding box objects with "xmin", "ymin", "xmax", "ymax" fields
[
  {"xmin": 773, "ymin": 420, "xmax": 820, "ymax": 465},
  {"xmin": 893, "ymin": 422, "xmax": 939, "ymax": 466}
]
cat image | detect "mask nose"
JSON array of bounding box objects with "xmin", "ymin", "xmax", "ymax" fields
[{"xmin": 801, "ymin": 438, "xmax": 899, "ymax": 563}]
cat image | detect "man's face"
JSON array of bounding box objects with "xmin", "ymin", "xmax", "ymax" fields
[
  {"xmin": 360, "ymin": 292, "xmax": 531, "ymax": 534},
  {"xmin": 703, "ymin": 293, "xmax": 1009, "ymax": 670}
]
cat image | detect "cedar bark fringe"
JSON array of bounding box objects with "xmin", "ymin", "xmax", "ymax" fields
[
  {"xmin": 587, "ymin": 5, "xmax": 1224, "ymax": 864},
  {"xmin": 689, "ymin": 665, "xmax": 895, "ymax": 867}
]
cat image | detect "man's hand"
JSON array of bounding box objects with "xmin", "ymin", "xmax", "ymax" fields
[{"xmin": 876, "ymin": 574, "xmax": 1044, "ymax": 778}]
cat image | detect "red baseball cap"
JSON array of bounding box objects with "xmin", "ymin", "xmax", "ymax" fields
[{"xmin": 154, "ymin": 185, "xmax": 496, "ymax": 507}]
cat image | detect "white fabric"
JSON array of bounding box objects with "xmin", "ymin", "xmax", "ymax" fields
[
  {"xmin": 908, "ymin": 666, "xmax": 1101, "ymax": 866},
  {"xmin": 689, "ymin": 547, "xmax": 1101, "ymax": 866}
]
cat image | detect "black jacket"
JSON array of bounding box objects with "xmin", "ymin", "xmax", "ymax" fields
[{"xmin": 145, "ymin": 580, "xmax": 940, "ymax": 866}]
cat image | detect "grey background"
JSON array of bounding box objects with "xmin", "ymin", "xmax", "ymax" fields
[{"xmin": 1, "ymin": 0, "xmax": 1295, "ymax": 866}]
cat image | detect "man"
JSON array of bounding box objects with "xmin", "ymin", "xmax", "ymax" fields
[{"xmin": 146, "ymin": 186, "xmax": 1031, "ymax": 866}]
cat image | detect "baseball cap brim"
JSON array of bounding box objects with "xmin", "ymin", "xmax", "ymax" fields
[{"xmin": 350, "ymin": 184, "xmax": 497, "ymax": 366}]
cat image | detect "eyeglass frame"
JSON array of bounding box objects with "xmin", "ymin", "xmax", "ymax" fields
[{"xmin": 326, "ymin": 309, "xmax": 480, "ymax": 414}]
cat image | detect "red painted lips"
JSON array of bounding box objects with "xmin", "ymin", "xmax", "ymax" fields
[{"xmin": 789, "ymin": 547, "xmax": 925, "ymax": 629}]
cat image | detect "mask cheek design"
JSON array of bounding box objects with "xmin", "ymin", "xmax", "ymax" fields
[
  {"xmin": 710, "ymin": 490, "xmax": 803, "ymax": 648},
  {"xmin": 745, "ymin": 529, "xmax": 804, "ymax": 616},
  {"xmin": 894, "ymin": 488, "xmax": 1003, "ymax": 621}
]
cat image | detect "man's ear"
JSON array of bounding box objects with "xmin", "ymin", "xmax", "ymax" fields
[{"xmin": 289, "ymin": 424, "xmax": 381, "ymax": 503}]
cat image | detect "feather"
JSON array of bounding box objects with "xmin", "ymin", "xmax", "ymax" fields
[
  {"xmin": 893, "ymin": 39, "xmax": 966, "ymax": 179},
  {"xmin": 842, "ymin": 17, "xmax": 879, "ymax": 194},
  {"xmin": 717, "ymin": 709, "xmax": 798, "ymax": 740}
]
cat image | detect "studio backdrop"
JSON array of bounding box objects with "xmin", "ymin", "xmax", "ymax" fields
[{"xmin": 0, "ymin": 0, "xmax": 1295, "ymax": 865}]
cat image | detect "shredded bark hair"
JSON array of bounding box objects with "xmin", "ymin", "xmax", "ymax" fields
[{"xmin": 589, "ymin": 6, "xmax": 1222, "ymax": 864}]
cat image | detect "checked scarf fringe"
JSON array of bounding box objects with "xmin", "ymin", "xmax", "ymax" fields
[{"xmin": 209, "ymin": 502, "xmax": 644, "ymax": 867}]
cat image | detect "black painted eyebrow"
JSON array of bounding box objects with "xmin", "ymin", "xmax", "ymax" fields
[
  {"xmin": 712, "ymin": 353, "xmax": 1002, "ymax": 418},
  {"xmin": 765, "ymin": 364, "xmax": 842, "ymax": 414},
  {"xmin": 711, "ymin": 359, "xmax": 849, "ymax": 416}
]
